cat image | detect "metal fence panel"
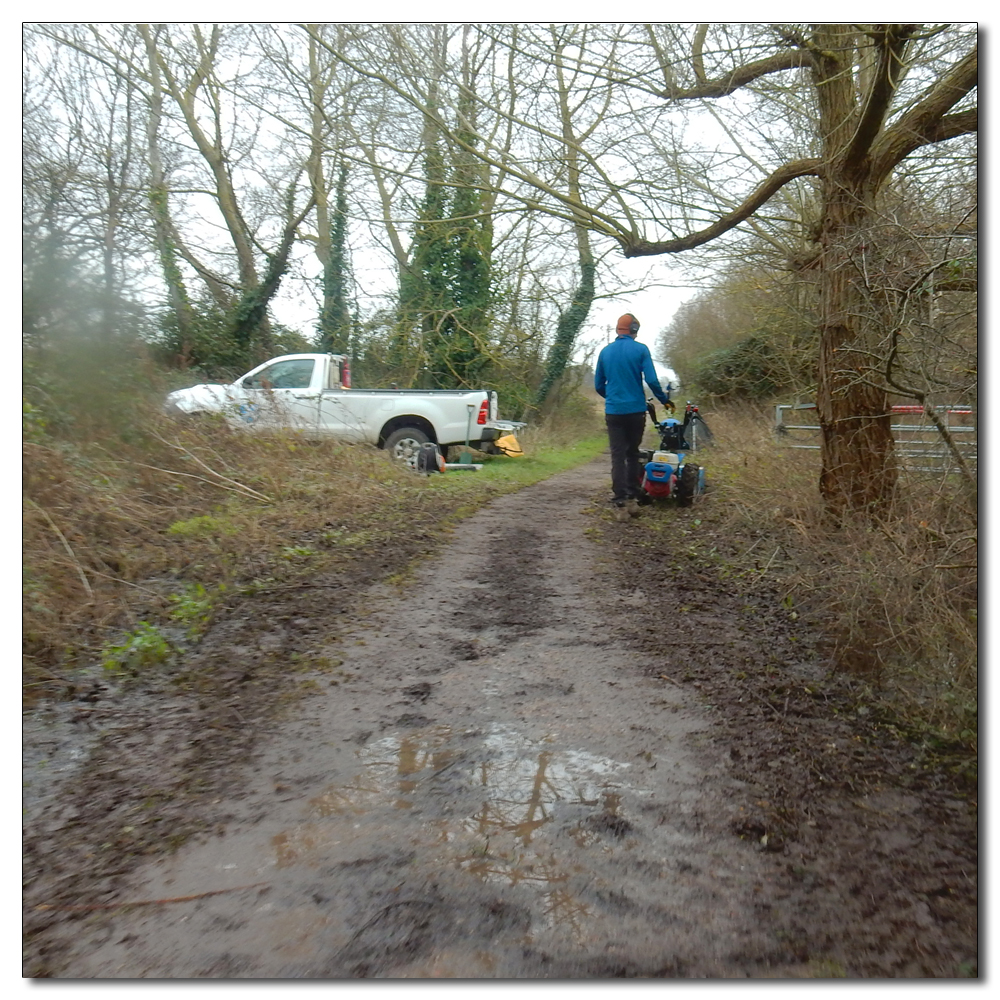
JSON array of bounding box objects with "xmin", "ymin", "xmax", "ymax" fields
[{"xmin": 774, "ymin": 403, "xmax": 976, "ymax": 474}]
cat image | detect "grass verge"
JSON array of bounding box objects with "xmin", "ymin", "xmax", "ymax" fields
[
  {"xmin": 22, "ymin": 395, "xmax": 606, "ymax": 699},
  {"xmin": 670, "ymin": 404, "xmax": 977, "ymax": 752}
]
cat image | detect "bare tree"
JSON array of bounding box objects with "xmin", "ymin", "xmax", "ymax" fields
[
  {"xmin": 23, "ymin": 26, "xmax": 148, "ymax": 343},
  {"xmin": 319, "ymin": 22, "xmax": 976, "ymax": 514},
  {"xmin": 34, "ymin": 22, "xmax": 317, "ymax": 364},
  {"xmin": 28, "ymin": 21, "xmax": 975, "ymax": 470},
  {"xmin": 527, "ymin": 23, "xmax": 602, "ymax": 412},
  {"xmin": 593, "ymin": 24, "xmax": 976, "ymax": 515}
]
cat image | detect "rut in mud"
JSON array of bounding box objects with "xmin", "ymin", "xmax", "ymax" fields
[{"xmin": 22, "ymin": 458, "xmax": 977, "ymax": 978}]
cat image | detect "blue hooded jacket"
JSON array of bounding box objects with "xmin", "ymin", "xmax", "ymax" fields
[{"xmin": 594, "ymin": 335, "xmax": 671, "ymax": 415}]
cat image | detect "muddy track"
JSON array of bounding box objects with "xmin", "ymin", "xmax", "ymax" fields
[{"xmin": 23, "ymin": 458, "xmax": 977, "ymax": 978}]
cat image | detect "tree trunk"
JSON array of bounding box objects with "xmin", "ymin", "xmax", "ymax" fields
[
  {"xmin": 320, "ymin": 161, "xmax": 353, "ymax": 354},
  {"xmin": 530, "ymin": 256, "xmax": 595, "ymax": 414},
  {"xmin": 229, "ymin": 184, "xmax": 315, "ymax": 358},
  {"xmin": 306, "ymin": 27, "xmax": 333, "ymax": 344},
  {"xmin": 812, "ymin": 26, "xmax": 899, "ymax": 517},
  {"xmin": 816, "ymin": 185, "xmax": 897, "ymax": 515},
  {"xmin": 531, "ymin": 29, "xmax": 597, "ymax": 413},
  {"xmin": 139, "ymin": 24, "xmax": 197, "ymax": 366}
]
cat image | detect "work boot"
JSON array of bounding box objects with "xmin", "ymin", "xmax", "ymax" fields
[
  {"xmin": 613, "ymin": 504, "xmax": 631, "ymax": 523},
  {"xmin": 625, "ymin": 498, "xmax": 641, "ymax": 517}
]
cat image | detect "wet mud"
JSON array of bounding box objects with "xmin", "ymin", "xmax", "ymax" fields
[{"xmin": 22, "ymin": 459, "xmax": 977, "ymax": 978}]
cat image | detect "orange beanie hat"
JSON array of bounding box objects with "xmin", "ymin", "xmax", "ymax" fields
[{"xmin": 616, "ymin": 313, "xmax": 639, "ymax": 334}]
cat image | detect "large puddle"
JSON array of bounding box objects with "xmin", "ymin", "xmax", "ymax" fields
[{"xmin": 273, "ymin": 724, "xmax": 646, "ymax": 939}]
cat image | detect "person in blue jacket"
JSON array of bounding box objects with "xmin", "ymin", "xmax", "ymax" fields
[{"xmin": 594, "ymin": 313, "xmax": 672, "ymax": 521}]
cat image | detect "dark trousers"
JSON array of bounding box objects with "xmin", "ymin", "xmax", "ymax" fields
[{"xmin": 605, "ymin": 411, "xmax": 647, "ymax": 503}]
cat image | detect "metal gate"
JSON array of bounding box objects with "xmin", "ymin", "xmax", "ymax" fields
[{"xmin": 774, "ymin": 403, "xmax": 977, "ymax": 474}]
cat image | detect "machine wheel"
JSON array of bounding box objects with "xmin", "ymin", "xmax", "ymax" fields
[
  {"xmin": 384, "ymin": 426, "xmax": 431, "ymax": 470},
  {"xmin": 676, "ymin": 463, "xmax": 702, "ymax": 507}
]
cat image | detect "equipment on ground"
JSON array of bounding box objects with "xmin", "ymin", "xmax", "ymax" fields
[
  {"xmin": 654, "ymin": 400, "xmax": 714, "ymax": 452},
  {"xmin": 638, "ymin": 400, "xmax": 710, "ymax": 506},
  {"xmin": 416, "ymin": 441, "xmax": 447, "ymax": 474},
  {"xmin": 495, "ymin": 433, "xmax": 524, "ymax": 457}
]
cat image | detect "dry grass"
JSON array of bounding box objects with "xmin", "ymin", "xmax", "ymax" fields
[
  {"xmin": 22, "ymin": 367, "xmax": 608, "ymax": 696},
  {"xmin": 23, "ymin": 403, "xmax": 408, "ymax": 684},
  {"xmin": 24, "ymin": 357, "xmax": 977, "ymax": 747},
  {"xmin": 697, "ymin": 405, "xmax": 978, "ymax": 747},
  {"xmin": 524, "ymin": 380, "xmax": 606, "ymax": 448}
]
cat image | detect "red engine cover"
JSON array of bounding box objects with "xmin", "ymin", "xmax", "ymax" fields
[{"xmin": 642, "ymin": 473, "xmax": 675, "ymax": 497}]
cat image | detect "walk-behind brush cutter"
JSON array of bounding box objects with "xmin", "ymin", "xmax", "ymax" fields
[{"xmin": 638, "ymin": 399, "xmax": 711, "ymax": 507}]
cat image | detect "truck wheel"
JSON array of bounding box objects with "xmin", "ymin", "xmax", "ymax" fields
[
  {"xmin": 676, "ymin": 463, "xmax": 702, "ymax": 507},
  {"xmin": 384, "ymin": 427, "xmax": 431, "ymax": 470}
]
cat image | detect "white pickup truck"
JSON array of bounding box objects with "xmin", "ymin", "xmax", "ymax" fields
[{"xmin": 164, "ymin": 353, "xmax": 521, "ymax": 467}]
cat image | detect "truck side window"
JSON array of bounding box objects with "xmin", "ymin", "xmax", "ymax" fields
[{"xmin": 244, "ymin": 359, "xmax": 314, "ymax": 389}]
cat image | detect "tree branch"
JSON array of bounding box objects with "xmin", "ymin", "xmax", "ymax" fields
[
  {"xmin": 871, "ymin": 43, "xmax": 977, "ymax": 181},
  {"xmin": 24, "ymin": 499, "xmax": 94, "ymax": 599},
  {"xmin": 691, "ymin": 24, "xmax": 709, "ymax": 84},
  {"xmin": 621, "ymin": 158, "xmax": 822, "ymax": 257},
  {"xmin": 662, "ymin": 48, "xmax": 813, "ymax": 100},
  {"xmin": 845, "ymin": 25, "xmax": 919, "ymax": 167},
  {"xmin": 301, "ymin": 24, "xmax": 635, "ymax": 245}
]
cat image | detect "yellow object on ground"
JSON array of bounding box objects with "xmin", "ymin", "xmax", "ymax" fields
[{"xmin": 496, "ymin": 433, "xmax": 524, "ymax": 457}]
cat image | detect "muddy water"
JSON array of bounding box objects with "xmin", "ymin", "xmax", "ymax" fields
[{"xmin": 47, "ymin": 461, "xmax": 777, "ymax": 978}]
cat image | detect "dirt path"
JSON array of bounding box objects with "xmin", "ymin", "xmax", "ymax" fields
[{"xmin": 23, "ymin": 458, "xmax": 977, "ymax": 978}]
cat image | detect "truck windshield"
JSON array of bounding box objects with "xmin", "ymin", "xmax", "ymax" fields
[{"xmin": 243, "ymin": 359, "xmax": 314, "ymax": 389}]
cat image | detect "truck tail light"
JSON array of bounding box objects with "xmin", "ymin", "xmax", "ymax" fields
[
  {"xmin": 341, "ymin": 359, "xmax": 351, "ymax": 389},
  {"xmin": 476, "ymin": 399, "xmax": 489, "ymax": 425}
]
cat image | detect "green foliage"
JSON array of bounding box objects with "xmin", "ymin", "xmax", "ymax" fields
[
  {"xmin": 691, "ymin": 334, "xmax": 788, "ymax": 399},
  {"xmin": 148, "ymin": 184, "xmax": 197, "ymax": 353},
  {"xmin": 101, "ymin": 622, "xmax": 172, "ymax": 675},
  {"xmin": 449, "ymin": 164, "xmax": 491, "ymax": 354},
  {"xmin": 229, "ymin": 284, "xmax": 278, "ymax": 352},
  {"xmin": 22, "ymin": 246, "xmax": 106, "ymax": 348},
  {"xmin": 22, "ymin": 400, "xmax": 48, "ymax": 442},
  {"xmin": 229, "ymin": 181, "xmax": 301, "ymax": 354},
  {"xmin": 152, "ymin": 298, "xmax": 247, "ymax": 376},
  {"xmin": 398, "ymin": 112, "xmax": 493, "ymax": 390},
  {"xmin": 153, "ymin": 313, "xmax": 314, "ymax": 384},
  {"xmin": 319, "ymin": 527, "xmax": 378, "ymax": 548},
  {"xmin": 532, "ymin": 260, "xmax": 596, "ymax": 410},
  {"xmin": 167, "ymin": 515, "xmax": 224, "ymax": 537},
  {"xmin": 529, "ymin": 371, "xmax": 604, "ymax": 443},
  {"xmin": 150, "ymin": 181, "xmax": 309, "ymax": 376},
  {"xmin": 23, "ymin": 334, "xmax": 168, "ymax": 444},
  {"xmin": 318, "ymin": 160, "xmax": 354, "ymax": 354},
  {"xmin": 280, "ymin": 545, "xmax": 319, "ymax": 560},
  {"xmin": 660, "ymin": 266, "xmax": 819, "ymax": 402},
  {"xmin": 269, "ymin": 324, "xmax": 317, "ymax": 357},
  {"xmin": 168, "ymin": 583, "xmax": 223, "ymax": 638}
]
